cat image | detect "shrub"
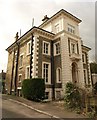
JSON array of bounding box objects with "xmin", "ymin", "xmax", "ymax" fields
[
  {"xmin": 64, "ymin": 82, "xmax": 82, "ymax": 109},
  {"xmin": 22, "ymin": 78, "xmax": 45, "ymax": 101}
]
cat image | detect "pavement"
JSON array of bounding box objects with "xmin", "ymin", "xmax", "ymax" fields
[{"xmin": 2, "ymin": 94, "xmax": 88, "ymax": 119}]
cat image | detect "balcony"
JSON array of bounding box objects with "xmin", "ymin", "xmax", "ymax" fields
[{"xmin": 69, "ymin": 53, "xmax": 81, "ymax": 61}]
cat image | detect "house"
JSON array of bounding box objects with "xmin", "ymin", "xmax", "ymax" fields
[
  {"xmin": 0, "ymin": 70, "xmax": 6, "ymax": 93},
  {"xmin": 6, "ymin": 9, "xmax": 91, "ymax": 100}
]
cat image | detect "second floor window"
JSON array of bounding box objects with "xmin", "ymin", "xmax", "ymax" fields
[{"xmin": 43, "ymin": 41, "xmax": 50, "ymax": 55}]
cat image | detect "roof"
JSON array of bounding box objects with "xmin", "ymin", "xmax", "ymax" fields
[
  {"xmin": 82, "ymin": 45, "xmax": 91, "ymax": 51},
  {"xmin": 6, "ymin": 26, "xmax": 55, "ymax": 51},
  {"xmin": 39, "ymin": 9, "xmax": 82, "ymax": 28}
]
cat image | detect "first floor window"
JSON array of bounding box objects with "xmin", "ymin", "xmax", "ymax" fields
[
  {"xmin": 26, "ymin": 66, "xmax": 30, "ymax": 79},
  {"xmin": 82, "ymin": 53, "xmax": 86, "ymax": 63},
  {"xmin": 20, "ymin": 54, "xmax": 23, "ymax": 67},
  {"xmin": 43, "ymin": 62, "xmax": 50, "ymax": 83},
  {"xmin": 54, "ymin": 42, "xmax": 60, "ymax": 55},
  {"xmin": 56, "ymin": 68, "xmax": 61, "ymax": 83},
  {"xmin": 71, "ymin": 43, "xmax": 75, "ymax": 54}
]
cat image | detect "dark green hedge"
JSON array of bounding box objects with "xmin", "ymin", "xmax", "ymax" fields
[{"xmin": 22, "ymin": 78, "xmax": 45, "ymax": 101}]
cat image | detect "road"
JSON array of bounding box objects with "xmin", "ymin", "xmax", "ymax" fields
[{"xmin": 2, "ymin": 96, "xmax": 50, "ymax": 118}]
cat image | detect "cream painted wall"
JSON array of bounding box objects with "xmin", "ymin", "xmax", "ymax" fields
[{"xmin": 41, "ymin": 14, "xmax": 80, "ymax": 37}]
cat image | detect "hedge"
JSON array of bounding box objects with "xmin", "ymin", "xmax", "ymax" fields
[{"xmin": 22, "ymin": 78, "xmax": 45, "ymax": 101}]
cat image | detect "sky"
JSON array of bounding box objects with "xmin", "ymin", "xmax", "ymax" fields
[{"xmin": 0, "ymin": 0, "xmax": 95, "ymax": 72}]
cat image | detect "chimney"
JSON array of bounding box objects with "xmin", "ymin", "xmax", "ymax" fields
[
  {"xmin": 15, "ymin": 32, "xmax": 19, "ymax": 41},
  {"xmin": 42, "ymin": 15, "xmax": 49, "ymax": 22}
]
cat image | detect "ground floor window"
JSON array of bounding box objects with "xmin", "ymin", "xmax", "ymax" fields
[
  {"xmin": 26, "ymin": 66, "xmax": 30, "ymax": 79},
  {"xmin": 56, "ymin": 91, "xmax": 61, "ymax": 99},
  {"xmin": 83, "ymin": 69, "xmax": 87, "ymax": 85},
  {"xmin": 45, "ymin": 92, "xmax": 49, "ymax": 99},
  {"xmin": 42, "ymin": 62, "xmax": 51, "ymax": 84}
]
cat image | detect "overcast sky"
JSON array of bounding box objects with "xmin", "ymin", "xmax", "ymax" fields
[{"xmin": 0, "ymin": 0, "xmax": 95, "ymax": 72}]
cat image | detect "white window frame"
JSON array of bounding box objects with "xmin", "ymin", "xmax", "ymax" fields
[
  {"xmin": 56, "ymin": 67, "xmax": 61, "ymax": 83},
  {"xmin": 43, "ymin": 41, "xmax": 50, "ymax": 55},
  {"xmin": 82, "ymin": 53, "xmax": 86, "ymax": 64},
  {"xmin": 54, "ymin": 41, "xmax": 61, "ymax": 56},
  {"xmin": 83, "ymin": 69, "xmax": 88, "ymax": 85},
  {"xmin": 42, "ymin": 62, "xmax": 51, "ymax": 84},
  {"xmin": 25, "ymin": 65, "xmax": 30, "ymax": 79},
  {"xmin": 19, "ymin": 53, "xmax": 24, "ymax": 68},
  {"xmin": 27, "ymin": 40, "xmax": 31, "ymax": 55}
]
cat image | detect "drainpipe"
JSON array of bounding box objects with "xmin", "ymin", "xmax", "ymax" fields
[
  {"xmin": 14, "ymin": 32, "xmax": 20, "ymax": 95},
  {"xmin": 30, "ymin": 34, "xmax": 34, "ymax": 79},
  {"xmin": 51, "ymin": 41, "xmax": 55, "ymax": 100}
]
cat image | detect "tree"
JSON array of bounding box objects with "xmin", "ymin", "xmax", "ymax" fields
[{"xmin": 90, "ymin": 62, "xmax": 97, "ymax": 74}]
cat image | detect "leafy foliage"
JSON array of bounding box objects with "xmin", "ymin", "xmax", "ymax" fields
[
  {"xmin": 64, "ymin": 82, "xmax": 82, "ymax": 109},
  {"xmin": 22, "ymin": 78, "xmax": 45, "ymax": 101},
  {"xmin": 93, "ymin": 82, "xmax": 97, "ymax": 94},
  {"xmin": 90, "ymin": 62, "xmax": 97, "ymax": 74}
]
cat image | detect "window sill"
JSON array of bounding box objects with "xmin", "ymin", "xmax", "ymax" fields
[
  {"xmin": 26, "ymin": 53, "xmax": 31, "ymax": 56},
  {"xmin": 54, "ymin": 53, "xmax": 61, "ymax": 56},
  {"xmin": 43, "ymin": 53, "xmax": 50, "ymax": 56},
  {"xmin": 19, "ymin": 66, "xmax": 23, "ymax": 69}
]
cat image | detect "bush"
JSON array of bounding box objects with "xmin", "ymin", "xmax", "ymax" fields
[
  {"xmin": 64, "ymin": 82, "xmax": 82, "ymax": 109},
  {"xmin": 22, "ymin": 78, "xmax": 45, "ymax": 101}
]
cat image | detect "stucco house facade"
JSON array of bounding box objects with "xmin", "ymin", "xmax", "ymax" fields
[{"xmin": 6, "ymin": 9, "xmax": 91, "ymax": 100}]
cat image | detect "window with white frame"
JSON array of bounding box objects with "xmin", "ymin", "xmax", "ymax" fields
[
  {"xmin": 20, "ymin": 54, "xmax": 23, "ymax": 67},
  {"xmin": 82, "ymin": 53, "xmax": 86, "ymax": 63},
  {"xmin": 55, "ymin": 23, "xmax": 59, "ymax": 33},
  {"xmin": 26, "ymin": 66, "xmax": 30, "ymax": 79},
  {"xmin": 83, "ymin": 69, "xmax": 87, "ymax": 85},
  {"xmin": 27, "ymin": 41, "xmax": 31, "ymax": 55},
  {"xmin": 42, "ymin": 62, "xmax": 51, "ymax": 84},
  {"xmin": 68, "ymin": 24, "xmax": 75, "ymax": 34},
  {"xmin": 56, "ymin": 68, "xmax": 61, "ymax": 83},
  {"xmin": 71, "ymin": 43, "xmax": 75, "ymax": 54},
  {"xmin": 43, "ymin": 41, "xmax": 50, "ymax": 55},
  {"xmin": 54, "ymin": 42, "xmax": 60, "ymax": 55}
]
